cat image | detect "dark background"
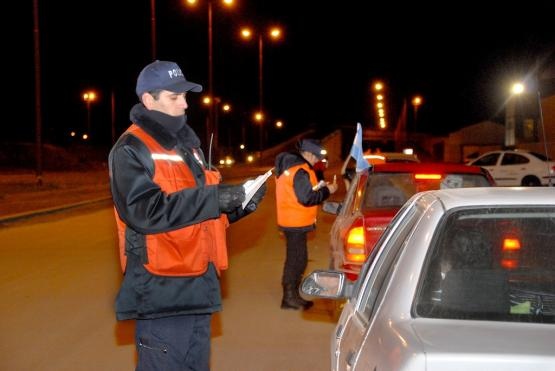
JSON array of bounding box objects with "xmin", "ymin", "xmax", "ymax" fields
[{"xmin": 6, "ymin": 0, "xmax": 555, "ymax": 151}]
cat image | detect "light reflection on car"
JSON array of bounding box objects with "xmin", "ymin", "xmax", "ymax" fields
[{"xmin": 302, "ymin": 187, "xmax": 555, "ymax": 371}]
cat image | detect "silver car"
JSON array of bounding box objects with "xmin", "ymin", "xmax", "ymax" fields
[{"xmin": 302, "ymin": 187, "xmax": 555, "ymax": 370}]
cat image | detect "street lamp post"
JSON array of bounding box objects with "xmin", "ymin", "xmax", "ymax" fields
[
  {"xmin": 240, "ymin": 25, "xmax": 282, "ymax": 150},
  {"xmin": 185, "ymin": 0, "xmax": 234, "ymax": 152},
  {"xmin": 411, "ymin": 95, "xmax": 423, "ymax": 131},
  {"xmin": 505, "ymin": 82, "xmax": 524, "ymax": 147},
  {"xmin": 372, "ymin": 81, "xmax": 387, "ymax": 130},
  {"xmin": 150, "ymin": 0, "xmax": 156, "ymax": 59},
  {"xmin": 33, "ymin": 0, "xmax": 43, "ymax": 186},
  {"xmin": 82, "ymin": 90, "xmax": 97, "ymax": 137},
  {"xmin": 203, "ymin": 96, "xmax": 232, "ymax": 157}
]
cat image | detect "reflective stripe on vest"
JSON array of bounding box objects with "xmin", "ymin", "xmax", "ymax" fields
[
  {"xmin": 115, "ymin": 124, "xmax": 229, "ymax": 277},
  {"xmin": 275, "ymin": 163, "xmax": 318, "ymax": 227}
]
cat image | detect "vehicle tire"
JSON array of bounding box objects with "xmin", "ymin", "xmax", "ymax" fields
[{"xmin": 521, "ymin": 176, "xmax": 541, "ymax": 187}]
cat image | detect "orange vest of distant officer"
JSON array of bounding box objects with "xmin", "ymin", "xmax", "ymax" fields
[
  {"xmin": 114, "ymin": 124, "xmax": 229, "ymax": 277},
  {"xmin": 275, "ymin": 163, "xmax": 319, "ymax": 228}
]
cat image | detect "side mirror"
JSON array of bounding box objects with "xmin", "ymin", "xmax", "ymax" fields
[
  {"xmin": 322, "ymin": 201, "xmax": 342, "ymax": 215},
  {"xmin": 300, "ymin": 270, "xmax": 351, "ymax": 299}
]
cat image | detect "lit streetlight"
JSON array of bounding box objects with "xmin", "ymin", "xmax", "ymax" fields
[
  {"xmin": 82, "ymin": 90, "xmax": 97, "ymax": 136},
  {"xmin": 372, "ymin": 81, "xmax": 387, "ymax": 129},
  {"xmin": 202, "ymin": 96, "xmax": 232, "ymax": 151},
  {"xmin": 505, "ymin": 82, "xmax": 525, "ymax": 147},
  {"xmin": 411, "ymin": 95, "xmax": 423, "ymax": 130},
  {"xmin": 240, "ymin": 25, "xmax": 283, "ymax": 149},
  {"xmin": 185, "ymin": 0, "xmax": 234, "ymax": 150}
]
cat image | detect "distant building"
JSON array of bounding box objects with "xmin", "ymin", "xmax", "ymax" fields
[{"xmin": 432, "ymin": 93, "xmax": 555, "ymax": 163}]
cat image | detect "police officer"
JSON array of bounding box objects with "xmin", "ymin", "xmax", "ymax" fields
[{"xmin": 274, "ymin": 139, "xmax": 338, "ymax": 310}]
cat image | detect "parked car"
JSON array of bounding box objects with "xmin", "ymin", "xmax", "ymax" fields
[
  {"xmin": 302, "ymin": 187, "xmax": 555, "ymax": 371},
  {"xmin": 467, "ymin": 149, "xmax": 555, "ymax": 186},
  {"xmin": 325, "ymin": 162, "xmax": 495, "ymax": 279}
]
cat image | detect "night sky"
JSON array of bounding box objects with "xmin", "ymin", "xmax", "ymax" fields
[{"xmin": 8, "ymin": 1, "xmax": 555, "ymax": 150}]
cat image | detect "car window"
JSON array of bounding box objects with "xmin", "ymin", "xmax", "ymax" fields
[
  {"xmin": 528, "ymin": 151, "xmax": 551, "ymax": 161},
  {"xmin": 352, "ymin": 201, "xmax": 421, "ymax": 322},
  {"xmin": 362, "ymin": 173, "xmax": 412, "ymax": 209},
  {"xmin": 361, "ymin": 172, "xmax": 491, "ymax": 212},
  {"xmin": 472, "ymin": 153, "xmax": 500, "ymax": 166},
  {"xmin": 501, "ymin": 153, "xmax": 529, "ymax": 165},
  {"xmin": 415, "ymin": 206, "xmax": 555, "ymax": 323}
]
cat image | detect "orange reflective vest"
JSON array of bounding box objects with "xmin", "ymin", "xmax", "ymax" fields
[
  {"xmin": 275, "ymin": 163, "xmax": 319, "ymax": 228},
  {"xmin": 114, "ymin": 124, "xmax": 229, "ymax": 277}
]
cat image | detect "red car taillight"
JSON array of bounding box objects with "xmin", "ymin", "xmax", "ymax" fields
[
  {"xmin": 414, "ymin": 173, "xmax": 442, "ymax": 180},
  {"xmin": 345, "ymin": 225, "xmax": 366, "ymax": 263},
  {"xmin": 502, "ymin": 237, "xmax": 521, "ymax": 251},
  {"xmin": 501, "ymin": 236, "xmax": 522, "ymax": 269}
]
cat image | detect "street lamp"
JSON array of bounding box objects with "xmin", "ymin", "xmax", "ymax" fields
[
  {"xmin": 240, "ymin": 25, "xmax": 283, "ymax": 150},
  {"xmin": 372, "ymin": 81, "xmax": 387, "ymax": 129},
  {"xmin": 411, "ymin": 95, "xmax": 423, "ymax": 130},
  {"xmin": 505, "ymin": 82, "xmax": 525, "ymax": 147},
  {"xmin": 185, "ymin": 0, "xmax": 234, "ymax": 151},
  {"xmin": 202, "ymin": 96, "xmax": 232, "ymax": 152},
  {"xmin": 82, "ymin": 90, "xmax": 97, "ymax": 136}
]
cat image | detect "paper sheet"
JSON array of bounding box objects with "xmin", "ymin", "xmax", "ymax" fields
[{"xmin": 242, "ymin": 168, "xmax": 273, "ymax": 208}]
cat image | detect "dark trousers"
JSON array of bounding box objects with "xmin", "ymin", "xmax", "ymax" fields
[
  {"xmin": 135, "ymin": 314, "xmax": 211, "ymax": 371},
  {"xmin": 281, "ymin": 230, "xmax": 308, "ymax": 286}
]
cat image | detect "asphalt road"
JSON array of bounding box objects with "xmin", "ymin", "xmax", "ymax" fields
[{"xmin": 0, "ymin": 172, "xmax": 341, "ymax": 370}]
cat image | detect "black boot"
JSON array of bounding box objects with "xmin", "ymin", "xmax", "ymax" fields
[
  {"xmin": 281, "ymin": 283, "xmax": 313, "ymax": 310},
  {"xmin": 296, "ymin": 280, "xmax": 314, "ymax": 310}
]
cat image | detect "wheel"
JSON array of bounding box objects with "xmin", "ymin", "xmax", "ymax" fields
[{"xmin": 521, "ymin": 176, "xmax": 541, "ymax": 187}]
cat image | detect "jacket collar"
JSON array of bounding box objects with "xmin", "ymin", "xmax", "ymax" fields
[{"xmin": 129, "ymin": 103, "xmax": 201, "ymax": 150}]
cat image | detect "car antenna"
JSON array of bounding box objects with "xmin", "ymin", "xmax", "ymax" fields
[
  {"xmin": 537, "ymin": 90, "xmax": 553, "ymax": 186},
  {"xmin": 208, "ymin": 133, "xmax": 214, "ymax": 170}
]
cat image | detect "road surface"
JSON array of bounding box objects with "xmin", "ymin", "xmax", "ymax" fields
[{"xmin": 0, "ymin": 175, "xmax": 341, "ymax": 370}]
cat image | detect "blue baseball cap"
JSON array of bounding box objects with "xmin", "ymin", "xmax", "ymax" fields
[
  {"xmin": 136, "ymin": 60, "xmax": 203, "ymax": 98},
  {"xmin": 299, "ymin": 139, "xmax": 326, "ymax": 160}
]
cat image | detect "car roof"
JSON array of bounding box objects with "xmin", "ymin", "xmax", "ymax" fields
[
  {"xmin": 419, "ymin": 187, "xmax": 555, "ymax": 210},
  {"xmin": 372, "ymin": 162, "xmax": 484, "ymax": 174}
]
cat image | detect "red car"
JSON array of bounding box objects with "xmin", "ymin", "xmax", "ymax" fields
[{"xmin": 325, "ymin": 162, "xmax": 496, "ymax": 280}]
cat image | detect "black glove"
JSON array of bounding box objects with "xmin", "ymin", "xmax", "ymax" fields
[
  {"xmin": 218, "ymin": 184, "xmax": 246, "ymax": 213},
  {"xmin": 226, "ymin": 182, "xmax": 267, "ymax": 223},
  {"xmin": 246, "ymin": 182, "xmax": 267, "ymax": 211}
]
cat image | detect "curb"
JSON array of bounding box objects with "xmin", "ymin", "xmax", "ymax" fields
[{"xmin": 0, "ymin": 197, "xmax": 112, "ymax": 225}]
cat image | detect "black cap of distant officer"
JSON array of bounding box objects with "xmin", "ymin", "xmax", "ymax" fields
[
  {"xmin": 298, "ymin": 139, "xmax": 326, "ymax": 160},
  {"xmin": 135, "ymin": 60, "xmax": 203, "ymax": 98}
]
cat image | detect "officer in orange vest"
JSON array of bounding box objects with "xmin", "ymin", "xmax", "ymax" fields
[
  {"xmin": 109, "ymin": 60, "xmax": 266, "ymax": 370},
  {"xmin": 275, "ymin": 139, "xmax": 338, "ymax": 309}
]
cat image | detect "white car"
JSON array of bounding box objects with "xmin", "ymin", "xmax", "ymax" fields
[
  {"xmin": 301, "ymin": 187, "xmax": 555, "ymax": 371},
  {"xmin": 468, "ymin": 149, "xmax": 555, "ymax": 186}
]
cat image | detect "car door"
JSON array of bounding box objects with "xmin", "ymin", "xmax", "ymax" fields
[
  {"xmin": 496, "ymin": 152, "xmax": 530, "ymax": 186},
  {"xmin": 471, "ymin": 152, "xmax": 505, "ymax": 185},
  {"xmin": 333, "ymin": 200, "xmax": 421, "ymax": 370}
]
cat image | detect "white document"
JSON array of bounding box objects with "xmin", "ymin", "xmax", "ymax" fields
[{"xmin": 242, "ymin": 168, "xmax": 273, "ymax": 209}]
